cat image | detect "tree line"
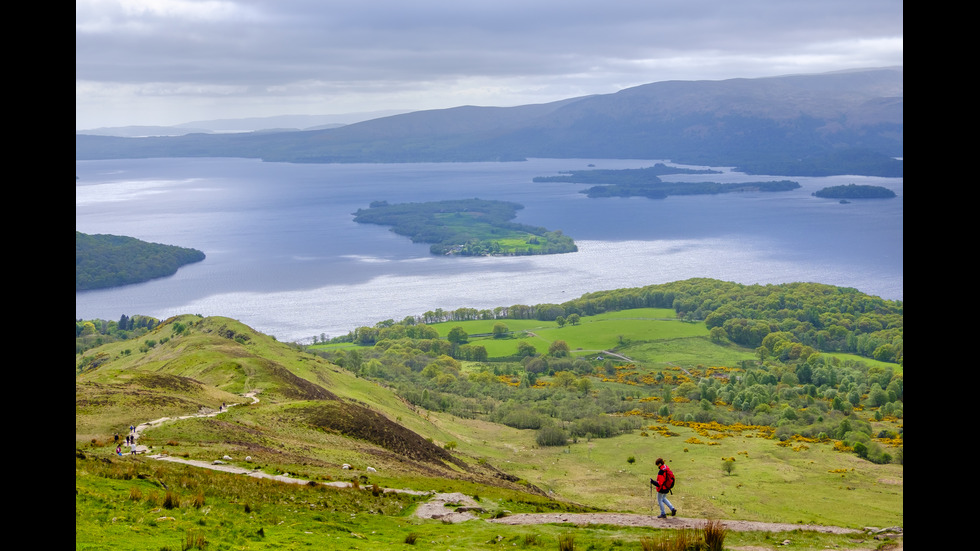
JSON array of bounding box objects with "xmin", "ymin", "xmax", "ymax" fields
[
  {"xmin": 76, "ymin": 314, "xmax": 161, "ymax": 354},
  {"xmin": 336, "ymin": 279, "xmax": 902, "ymax": 365}
]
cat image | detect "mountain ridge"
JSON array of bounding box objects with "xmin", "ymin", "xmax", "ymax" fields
[{"xmin": 76, "ymin": 67, "xmax": 902, "ymax": 175}]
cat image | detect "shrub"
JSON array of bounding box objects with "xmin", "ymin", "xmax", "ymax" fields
[
  {"xmin": 182, "ymin": 531, "xmax": 206, "ymax": 551},
  {"xmin": 536, "ymin": 425, "xmax": 568, "ymax": 447},
  {"xmin": 163, "ymin": 491, "xmax": 180, "ymax": 510},
  {"xmin": 703, "ymin": 519, "xmax": 727, "ymax": 551}
]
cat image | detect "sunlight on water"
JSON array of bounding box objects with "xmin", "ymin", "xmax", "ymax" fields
[
  {"xmin": 76, "ymin": 158, "xmax": 902, "ymax": 343},
  {"xmin": 74, "ymin": 178, "xmax": 206, "ymax": 206},
  {"xmin": 148, "ymin": 238, "xmax": 888, "ymax": 342}
]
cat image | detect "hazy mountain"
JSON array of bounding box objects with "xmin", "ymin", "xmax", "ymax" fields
[
  {"xmin": 174, "ymin": 111, "xmax": 410, "ymax": 132},
  {"xmin": 75, "ymin": 111, "xmax": 410, "ymax": 137},
  {"xmin": 76, "ymin": 67, "xmax": 902, "ymax": 175},
  {"xmin": 74, "ymin": 125, "xmax": 214, "ymax": 138}
]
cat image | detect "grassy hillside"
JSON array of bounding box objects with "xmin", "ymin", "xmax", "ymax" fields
[{"xmin": 76, "ymin": 309, "xmax": 902, "ymax": 550}]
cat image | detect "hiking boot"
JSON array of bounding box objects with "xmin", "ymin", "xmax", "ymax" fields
[
  {"xmin": 657, "ymin": 513, "xmax": 667, "ymax": 519},
  {"xmin": 671, "ymin": 508, "xmax": 677, "ymax": 516}
]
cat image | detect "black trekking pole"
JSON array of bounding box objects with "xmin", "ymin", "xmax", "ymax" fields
[{"xmin": 649, "ymin": 478, "xmax": 654, "ymax": 512}]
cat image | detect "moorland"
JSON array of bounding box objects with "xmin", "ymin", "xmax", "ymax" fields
[{"xmin": 76, "ymin": 278, "xmax": 902, "ymax": 551}]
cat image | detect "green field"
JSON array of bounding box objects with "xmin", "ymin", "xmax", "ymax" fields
[{"xmin": 77, "ymin": 285, "xmax": 903, "ymax": 550}]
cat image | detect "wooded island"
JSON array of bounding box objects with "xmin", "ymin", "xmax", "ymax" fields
[
  {"xmin": 352, "ymin": 198, "xmax": 577, "ymax": 256},
  {"xmin": 533, "ymin": 164, "xmax": 801, "ymax": 199},
  {"xmin": 813, "ymin": 183, "xmax": 897, "ymax": 199}
]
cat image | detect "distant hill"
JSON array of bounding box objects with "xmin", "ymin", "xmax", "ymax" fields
[
  {"xmin": 76, "ymin": 111, "xmax": 410, "ymax": 137},
  {"xmin": 76, "ymin": 231, "xmax": 205, "ymax": 291},
  {"xmin": 76, "ymin": 67, "xmax": 903, "ymax": 176}
]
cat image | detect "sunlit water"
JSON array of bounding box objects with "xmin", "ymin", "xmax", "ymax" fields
[{"xmin": 76, "ymin": 157, "xmax": 902, "ymax": 342}]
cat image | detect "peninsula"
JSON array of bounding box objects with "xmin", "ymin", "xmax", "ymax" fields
[{"xmin": 76, "ymin": 231, "xmax": 206, "ymax": 291}]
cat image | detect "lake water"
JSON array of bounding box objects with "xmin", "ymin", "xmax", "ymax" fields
[{"xmin": 75, "ymin": 157, "xmax": 903, "ymax": 342}]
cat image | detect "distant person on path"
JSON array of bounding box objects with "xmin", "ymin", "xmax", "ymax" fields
[
  {"xmin": 650, "ymin": 457, "xmax": 677, "ymax": 519},
  {"xmin": 116, "ymin": 445, "xmax": 122, "ymax": 456}
]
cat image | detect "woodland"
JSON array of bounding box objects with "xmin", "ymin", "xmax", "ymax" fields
[
  {"xmin": 310, "ymin": 279, "xmax": 903, "ymax": 465},
  {"xmin": 352, "ymin": 198, "xmax": 578, "ymax": 255},
  {"xmin": 812, "ymin": 184, "xmax": 897, "ymax": 199},
  {"xmin": 75, "ymin": 231, "xmax": 205, "ymax": 291}
]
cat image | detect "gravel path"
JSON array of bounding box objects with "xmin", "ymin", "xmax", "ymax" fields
[{"xmin": 122, "ymin": 391, "xmax": 899, "ymax": 547}]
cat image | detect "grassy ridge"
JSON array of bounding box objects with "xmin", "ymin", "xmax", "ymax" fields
[{"xmin": 76, "ymin": 308, "xmax": 902, "ymax": 550}]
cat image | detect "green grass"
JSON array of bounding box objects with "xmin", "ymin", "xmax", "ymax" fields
[
  {"xmin": 77, "ymin": 312, "xmax": 902, "ymax": 550},
  {"xmin": 75, "ymin": 448, "xmax": 898, "ymax": 551},
  {"xmin": 416, "ymin": 408, "xmax": 903, "ymax": 529},
  {"xmin": 428, "ymin": 308, "xmax": 716, "ymax": 361}
]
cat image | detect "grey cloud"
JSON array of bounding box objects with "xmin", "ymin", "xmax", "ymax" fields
[{"xmin": 76, "ymin": 0, "xmax": 902, "ymax": 128}]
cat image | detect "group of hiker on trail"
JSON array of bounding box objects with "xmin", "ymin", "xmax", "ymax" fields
[
  {"xmin": 114, "ymin": 425, "xmax": 139, "ymax": 456},
  {"xmin": 649, "ymin": 457, "xmax": 678, "ymax": 519}
]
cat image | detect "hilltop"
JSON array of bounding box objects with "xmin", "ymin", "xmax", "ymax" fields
[{"xmin": 76, "ymin": 315, "xmax": 535, "ymax": 493}]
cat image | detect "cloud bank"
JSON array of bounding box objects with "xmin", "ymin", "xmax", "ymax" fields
[{"xmin": 76, "ymin": 0, "xmax": 903, "ymax": 129}]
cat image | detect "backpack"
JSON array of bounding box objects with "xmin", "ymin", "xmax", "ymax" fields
[{"xmin": 661, "ymin": 465, "xmax": 675, "ymax": 493}]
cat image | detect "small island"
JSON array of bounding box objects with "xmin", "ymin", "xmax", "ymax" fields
[
  {"xmin": 352, "ymin": 198, "xmax": 577, "ymax": 256},
  {"xmin": 76, "ymin": 231, "xmax": 206, "ymax": 291},
  {"xmin": 534, "ymin": 164, "xmax": 801, "ymax": 199},
  {"xmin": 532, "ymin": 163, "xmax": 721, "ymax": 185},
  {"xmin": 812, "ymin": 183, "xmax": 896, "ymax": 199}
]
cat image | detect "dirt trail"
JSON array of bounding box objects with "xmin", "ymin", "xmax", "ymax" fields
[{"xmin": 119, "ymin": 391, "xmax": 901, "ymax": 547}]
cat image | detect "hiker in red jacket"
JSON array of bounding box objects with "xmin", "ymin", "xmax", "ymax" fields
[{"xmin": 650, "ymin": 457, "xmax": 677, "ymax": 519}]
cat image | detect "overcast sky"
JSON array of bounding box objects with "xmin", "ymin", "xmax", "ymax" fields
[{"xmin": 76, "ymin": 0, "xmax": 903, "ymax": 130}]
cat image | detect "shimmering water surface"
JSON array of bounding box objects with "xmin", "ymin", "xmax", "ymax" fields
[{"xmin": 76, "ymin": 157, "xmax": 902, "ymax": 342}]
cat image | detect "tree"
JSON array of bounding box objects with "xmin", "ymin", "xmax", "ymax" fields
[
  {"xmin": 516, "ymin": 341, "xmax": 537, "ymax": 357},
  {"xmin": 556, "ymin": 316, "xmax": 566, "ymax": 327},
  {"xmin": 567, "ymin": 314, "xmax": 581, "ymax": 325},
  {"xmin": 492, "ymin": 322, "xmax": 509, "ymax": 338},
  {"xmin": 548, "ymin": 340, "xmax": 570, "ymax": 357},
  {"xmin": 553, "ymin": 371, "xmax": 577, "ymax": 389},
  {"xmin": 525, "ymin": 356, "xmax": 548, "ymax": 374},
  {"xmin": 447, "ymin": 326, "xmax": 468, "ymax": 345},
  {"xmin": 535, "ymin": 425, "xmax": 568, "ymax": 446}
]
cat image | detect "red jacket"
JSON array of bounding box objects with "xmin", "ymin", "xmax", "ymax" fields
[{"xmin": 653, "ymin": 464, "xmax": 673, "ymax": 494}]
